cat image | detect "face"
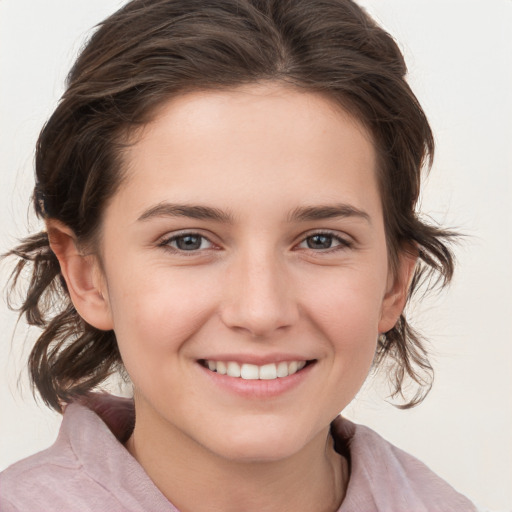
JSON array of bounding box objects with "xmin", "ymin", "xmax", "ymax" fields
[{"xmin": 91, "ymin": 84, "xmax": 409, "ymax": 462}]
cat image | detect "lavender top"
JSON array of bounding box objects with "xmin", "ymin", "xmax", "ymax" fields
[{"xmin": 0, "ymin": 396, "xmax": 477, "ymax": 511}]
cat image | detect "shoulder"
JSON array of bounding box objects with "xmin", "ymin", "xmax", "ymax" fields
[
  {"xmin": 0, "ymin": 397, "xmax": 175, "ymax": 512},
  {"xmin": 0, "ymin": 401, "xmax": 129, "ymax": 512},
  {"xmin": 0, "ymin": 404, "xmax": 134, "ymax": 512},
  {"xmin": 0, "ymin": 440, "xmax": 91, "ymax": 512},
  {"xmin": 332, "ymin": 416, "xmax": 479, "ymax": 512}
]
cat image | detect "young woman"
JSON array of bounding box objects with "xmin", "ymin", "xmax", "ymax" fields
[{"xmin": 0, "ymin": 0, "xmax": 481, "ymax": 510}]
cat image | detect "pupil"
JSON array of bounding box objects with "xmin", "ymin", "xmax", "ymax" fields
[
  {"xmin": 177, "ymin": 235, "xmax": 201, "ymax": 250},
  {"xmin": 308, "ymin": 234, "xmax": 332, "ymax": 249}
]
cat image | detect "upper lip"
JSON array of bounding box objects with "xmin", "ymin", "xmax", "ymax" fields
[{"xmin": 198, "ymin": 353, "xmax": 315, "ymax": 366}]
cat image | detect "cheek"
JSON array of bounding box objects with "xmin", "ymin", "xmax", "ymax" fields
[
  {"xmin": 314, "ymin": 290, "xmax": 380, "ymax": 409},
  {"xmin": 301, "ymin": 268, "xmax": 385, "ymax": 374},
  {"xmin": 106, "ymin": 265, "xmax": 219, "ymax": 361},
  {"xmin": 304, "ymin": 267, "xmax": 386, "ymax": 335}
]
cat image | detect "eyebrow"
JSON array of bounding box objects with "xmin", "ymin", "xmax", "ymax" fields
[
  {"xmin": 287, "ymin": 204, "xmax": 371, "ymax": 224},
  {"xmin": 137, "ymin": 202, "xmax": 234, "ymax": 223},
  {"xmin": 137, "ymin": 201, "xmax": 370, "ymax": 224}
]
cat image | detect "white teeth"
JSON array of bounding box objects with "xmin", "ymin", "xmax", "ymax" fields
[
  {"xmin": 204, "ymin": 360, "xmax": 308, "ymax": 380},
  {"xmin": 276, "ymin": 361, "xmax": 289, "ymax": 377},
  {"xmin": 240, "ymin": 364, "xmax": 259, "ymax": 380},
  {"xmin": 259, "ymin": 363, "xmax": 277, "ymax": 380},
  {"xmin": 227, "ymin": 361, "xmax": 241, "ymax": 378},
  {"xmin": 217, "ymin": 361, "xmax": 227, "ymax": 375}
]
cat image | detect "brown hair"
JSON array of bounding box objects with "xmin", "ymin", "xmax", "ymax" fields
[{"xmin": 5, "ymin": 0, "xmax": 455, "ymax": 411}]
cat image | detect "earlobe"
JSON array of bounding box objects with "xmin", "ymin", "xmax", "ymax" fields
[
  {"xmin": 46, "ymin": 220, "xmax": 114, "ymax": 331},
  {"xmin": 378, "ymin": 249, "xmax": 418, "ymax": 334}
]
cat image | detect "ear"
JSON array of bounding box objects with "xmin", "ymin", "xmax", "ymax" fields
[
  {"xmin": 378, "ymin": 247, "xmax": 418, "ymax": 334},
  {"xmin": 46, "ymin": 219, "xmax": 114, "ymax": 331}
]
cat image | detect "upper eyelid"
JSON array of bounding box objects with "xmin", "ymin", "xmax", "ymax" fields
[
  {"xmin": 159, "ymin": 229, "xmax": 215, "ymax": 243},
  {"xmin": 296, "ymin": 229, "xmax": 353, "ymax": 245}
]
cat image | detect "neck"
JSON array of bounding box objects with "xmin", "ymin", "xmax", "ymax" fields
[{"xmin": 125, "ymin": 402, "xmax": 348, "ymax": 512}]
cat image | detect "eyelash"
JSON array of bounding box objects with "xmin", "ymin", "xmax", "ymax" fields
[
  {"xmin": 159, "ymin": 232, "xmax": 215, "ymax": 255},
  {"xmin": 159, "ymin": 230, "xmax": 353, "ymax": 256},
  {"xmin": 296, "ymin": 231, "xmax": 353, "ymax": 252}
]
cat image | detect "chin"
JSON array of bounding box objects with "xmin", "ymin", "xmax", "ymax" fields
[{"xmin": 202, "ymin": 421, "xmax": 316, "ymax": 463}]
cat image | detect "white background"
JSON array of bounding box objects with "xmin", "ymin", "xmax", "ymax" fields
[{"xmin": 1, "ymin": 1, "xmax": 511, "ymax": 510}]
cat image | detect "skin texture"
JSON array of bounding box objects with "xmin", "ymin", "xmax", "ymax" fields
[{"xmin": 48, "ymin": 83, "xmax": 416, "ymax": 512}]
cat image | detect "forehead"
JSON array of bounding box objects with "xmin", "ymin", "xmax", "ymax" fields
[{"xmin": 115, "ymin": 83, "xmax": 380, "ymax": 221}]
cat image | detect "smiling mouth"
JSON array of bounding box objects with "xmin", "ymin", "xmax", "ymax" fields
[{"xmin": 199, "ymin": 359, "xmax": 314, "ymax": 380}]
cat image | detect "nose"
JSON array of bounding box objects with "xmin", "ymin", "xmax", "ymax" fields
[{"xmin": 219, "ymin": 247, "xmax": 299, "ymax": 338}]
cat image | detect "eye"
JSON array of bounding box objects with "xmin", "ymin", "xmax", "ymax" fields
[
  {"xmin": 297, "ymin": 232, "xmax": 351, "ymax": 251},
  {"xmin": 162, "ymin": 233, "xmax": 214, "ymax": 252}
]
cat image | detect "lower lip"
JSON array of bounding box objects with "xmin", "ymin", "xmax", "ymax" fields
[{"xmin": 197, "ymin": 362, "xmax": 316, "ymax": 399}]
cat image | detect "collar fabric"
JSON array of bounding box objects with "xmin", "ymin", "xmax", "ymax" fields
[{"xmin": 1, "ymin": 394, "xmax": 477, "ymax": 512}]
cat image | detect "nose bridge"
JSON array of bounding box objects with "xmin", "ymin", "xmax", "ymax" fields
[{"xmin": 220, "ymin": 243, "xmax": 298, "ymax": 336}]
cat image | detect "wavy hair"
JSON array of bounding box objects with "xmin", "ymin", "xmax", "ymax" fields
[{"xmin": 5, "ymin": 0, "xmax": 456, "ymax": 411}]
